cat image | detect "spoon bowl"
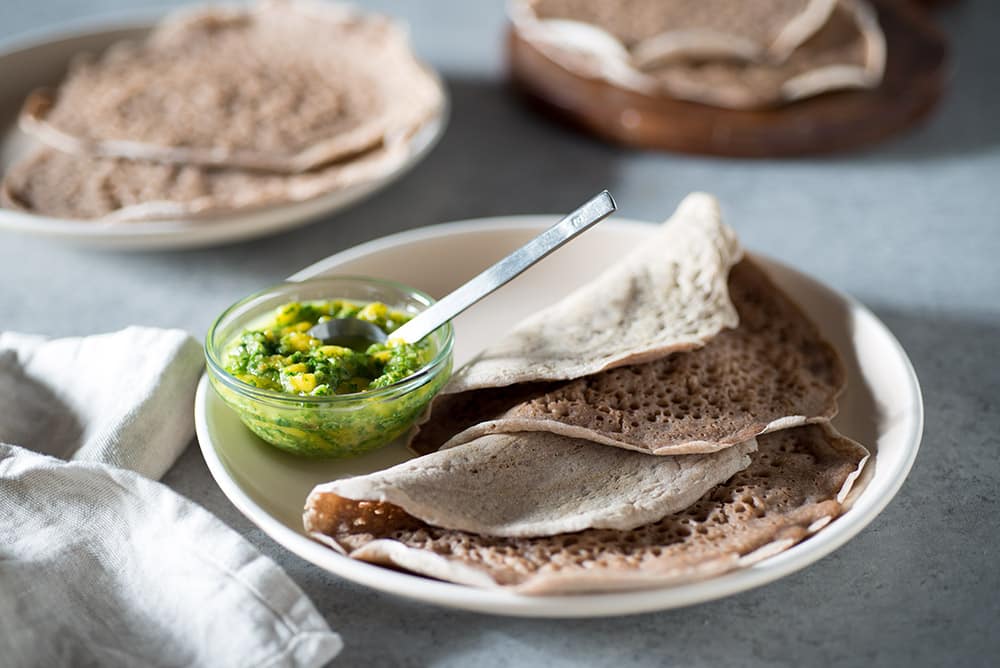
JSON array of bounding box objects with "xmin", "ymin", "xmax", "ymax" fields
[{"xmin": 308, "ymin": 318, "xmax": 387, "ymax": 350}]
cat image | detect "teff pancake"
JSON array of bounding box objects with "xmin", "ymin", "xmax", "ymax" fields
[
  {"xmin": 440, "ymin": 193, "xmax": 743, "ymax": 392},
  {"xmin": 640, "ymin": 0, "xmax": 885, "ymax": 109},
  {"xmin": 20, "ymin": 0, "xmax": 443, "ymax": 173},
  {"xmin": 512, "ymin": 0, "xmax": 885, "ymax": 109},
  {"xmin": 305, "ymin": 194, "xmax": 869, "ymax": 594},
  {"xmin": 411, "ymin": 259, "xmax": 845, "ymax": 457},
  {"xmin": 530, "ymin": 0, "xmax": 836, "ymax": 62},
  {"xmin": 305, "ymin": 425, "xmax": 868, "ymax": 594},
  {"xmin": 1, "ymin": 146, "xmax": 407, "ymax": 221},
  {"xmin": 309, "ymin": 433, "xmax": 756, "ymax": 538}
]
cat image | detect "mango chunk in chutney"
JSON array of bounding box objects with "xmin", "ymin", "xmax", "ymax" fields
[{"xmin": 224, "ymin": 300, "xmax": 434, "ymax": 396}]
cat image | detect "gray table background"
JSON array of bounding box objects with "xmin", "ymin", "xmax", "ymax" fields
[{"xmin": 2, "ymin": 1, "xmax": 998, "ymax": 666}]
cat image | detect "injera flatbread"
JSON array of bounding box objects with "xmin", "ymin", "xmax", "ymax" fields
[
  {"xmin": 411, "ymin": 259, "xmax": 845, "ymax": 456},
  {"xmin": 308, "ymin": 433, "xmax": 756, "ymax": 538},
  {"xmin": 642, "ymin": 0, "xmax": 886, "ymax": 110},
  {"xmin": 20, "ymin": 0, "xmax": 443, "ymax": 173},
  {"xmin": 0, "ymin": 145, "xmax": 407, "ymax": 221},
  {"xmin": 526, "ymin": 0, "xmax": 835, "ymax": 62},
  {"xmin": 305, "ymin": 424, "xmax": 869, "ymax": 594},
  {"xmin": 513, "ymin": 0, "xmax": 885, "ymax": 110},
  {"xmin": 442, "ymin": 192, "xmax": 743, "ymax": 393}
]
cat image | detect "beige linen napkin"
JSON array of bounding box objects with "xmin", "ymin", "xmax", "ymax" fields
[
  {"xmin": 0, "ymin": 327, "xmax": 342, "ymax": 667},
  {"xmin": 0, "ymin": 327, "xmax": 201, "ymax": 478}
]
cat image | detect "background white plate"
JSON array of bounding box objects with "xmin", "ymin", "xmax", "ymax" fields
[
  {"xmin": 195, "ymin": 217, "xmax": 923, "ymax": 617},
  {"xmin": 0, "ymin": 15, "xmax": 447, "ymax": 250}
]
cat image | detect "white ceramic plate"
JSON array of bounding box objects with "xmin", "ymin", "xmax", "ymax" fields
[
  {"xmin": 195, "ymin": 217, "xmax": 923, "ymax": 617},
  {"xmin": 0, "ymin": 15, "xmax": 447, "ymax": 250}
]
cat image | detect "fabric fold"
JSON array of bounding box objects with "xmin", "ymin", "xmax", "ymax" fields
[
  {"xmin": 306, "ymin": 425, "xmax": 869, "ymax": 594},
  {"xmin": 0, "ymin": 445, "xmax": 343, "ymax": 668},
  {"xmin": 0, "ymin": 326, "xmax": 203, "ymax": 479},
  {"xmin": 439, "ymin": 192, "xmax": 743, "ymax": 393},
  {"xmin": 308, "ymin": 432, "xmax": 756, "ymax": 538},
  {"xmin": 0, "ymin": 327, "xmax": 342, "ymax": 666}
]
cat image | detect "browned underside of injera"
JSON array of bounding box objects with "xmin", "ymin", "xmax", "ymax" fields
[
  {"xmin": 305, "ymin": 424, "xmax": 868, "ymax": 594},
  {"xmin": 411, "ymin": 259, "xmax": 845, "ymax": 456}
]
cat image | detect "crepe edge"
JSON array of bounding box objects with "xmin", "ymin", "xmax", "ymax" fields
[
  {"xmin": 413, "ymin": 251, "xmax": 848, "ymax": 459},
  {"xmin": 405, "ymin": 192, "xmax": 743, "ymax": 455},
  {"xmin": 17, "ymin": 1, "xmax": 445, "ymax": 174},
  {"xmin": 309, "ymin": 438, "xmax": 756, "ymax": 538},
  {"xmin": 0, "ymin": 139, "xmax": 417, "ymax": 222},
  {"xmin": 438, "ymin": 191, "xmax": 744, "ymax": 395},
  {"xmin": 510, "ymin": 0, "xmax": 886, "ymax": 110},
  {"xmin": 780, "ymin": 0, "xmax": 886, "ymax": 103},
  {"xmin": 305, "ymin": 424, "xmax": 872, "ymax": 594}
]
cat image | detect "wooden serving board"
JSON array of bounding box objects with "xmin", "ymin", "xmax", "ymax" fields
[{"xmin": 508, "ymin": 0, "xmax": 949, "ymax": 157}]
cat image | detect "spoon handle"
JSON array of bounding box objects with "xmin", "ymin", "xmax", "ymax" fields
[{"xmin": 390, "ymin": 190, "xmax": 616, "ymax": 344}]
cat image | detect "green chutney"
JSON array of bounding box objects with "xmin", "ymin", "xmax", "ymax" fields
[{"xmin": 225, "ymin": 300, "xmax": 435, "ymax": 396}]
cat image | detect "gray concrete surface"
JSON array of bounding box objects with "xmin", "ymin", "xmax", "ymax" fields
[{"xmin": 2, "ymin": 1, "xmax": 998, "ymax": 666}]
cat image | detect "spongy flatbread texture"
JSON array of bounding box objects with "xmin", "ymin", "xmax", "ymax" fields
[
  {"xmin": 20, "ymin": 0, "xmax": 443, "ymax": 173},
  {"xmin": 308, "ymin": 433, "xmax": 755, "ymax": 538},
  {"xmin": 531, "ymin": 0, "xmax": 834, "ymax": 60},
  {"xmin": 442, "ymin": 192, "xmax": 742, "ymax": 394},
  {"xmin": 642, "ymin": 0, "xmax": 885, "ymax": 110},
  {"xmin": 516, "ymin": 0, "xmax": 884, "ymax": 110},
  {"xmin": 0, "ymin": 146, "xmax": 406, "ymax": 221},
  {"xmin": 305, "ymin": 424, "xmax": 869, "ymax": 594},
  {"xmin": 411, "ymin": 259, "xmax": 845, "ymax": 456}
]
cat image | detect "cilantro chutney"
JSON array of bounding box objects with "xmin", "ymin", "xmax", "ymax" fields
[
  {"xmin": 207, "ymin": 277, "xmax": 453, "ymax": 458},
  {"xmin": 225, "ymin": 299, "xmax": 435, "ymax": 396}
]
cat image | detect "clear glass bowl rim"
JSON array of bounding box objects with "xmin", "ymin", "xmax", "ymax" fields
[{"xmin": 204, "ymin": 275, "xmax": 455, "ymax": 406}]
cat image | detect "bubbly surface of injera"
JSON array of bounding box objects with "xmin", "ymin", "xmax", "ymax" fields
[
  {"xmin": 441, "ymin": 192, "xmax": 742, "ymax": 393},
  {"xmin": 20, "ymin": 0, "xmax": 442, "ymax": 172},
  {"xmin": 308, "ymin": 433, "xmax": 755, "ymax": 538},
  {"xmin": 305, "ymin": 424, "xmax": 869, "ymax": 594},
  {"xmin": 0, "ymin": 146, "xmax": 405, "ymax": 221},
  {"xmin": 411, "ymin": 259, "xmax": 845, "ymax": 456}
]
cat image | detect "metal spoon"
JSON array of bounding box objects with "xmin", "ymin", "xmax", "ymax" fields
[{"xmin": 308, "ymin": 190, "xmax": 617, "ymax": 348}]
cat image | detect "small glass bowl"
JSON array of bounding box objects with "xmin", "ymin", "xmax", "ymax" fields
[{"xmin": 205, "ymin": 276, "xmax": 454, "ymax": 458}]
